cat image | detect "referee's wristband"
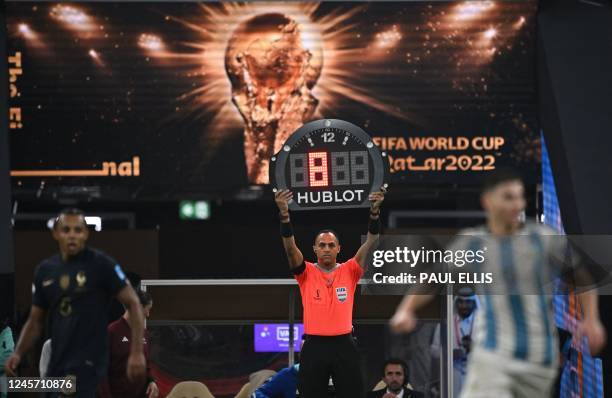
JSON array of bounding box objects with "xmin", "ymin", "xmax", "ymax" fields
[{"xmin": 280, "ymin": 220, "xmax": 294, "ymax": 237}]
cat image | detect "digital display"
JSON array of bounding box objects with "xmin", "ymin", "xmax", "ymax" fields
[
  {"xmin": 270, "ymin": 119, "xmax": 388, "ymax": 211},
  {"xmin": 288, "ymin": 151, "xmax": 370, "ymax": 188},
  {"xmin": 254, "ymin": 324, "xmax": 304, "ymax": 353},
  {"xmin": 306, "ymin": 152, "xmax": 330, "ymax": 187},
  {"xmin": 6, "ymin": 1, "xmax": 538, "ymax": 200}
]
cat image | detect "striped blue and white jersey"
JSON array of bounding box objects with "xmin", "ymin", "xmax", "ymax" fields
[{"xmin": 448, "ymin": 221, "xmax": 575, "ymax": 367}]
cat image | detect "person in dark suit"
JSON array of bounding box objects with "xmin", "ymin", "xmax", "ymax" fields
[{"xmin": 367, "ymin": 359, "xmax": 424, "ymax": 398}]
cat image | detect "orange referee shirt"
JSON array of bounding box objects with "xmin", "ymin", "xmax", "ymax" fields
[{"xmin": 295, "ymin": 258, "xmax": 364, "ymax": 336}]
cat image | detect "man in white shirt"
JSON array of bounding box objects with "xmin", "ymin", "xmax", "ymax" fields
[{"xmin": 430, "ymin": 286, "xmax": 479, "ymax": 395}]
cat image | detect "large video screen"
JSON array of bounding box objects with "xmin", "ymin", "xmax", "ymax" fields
[{"xmin": 7, "ymin": 1, "xmax": 539, "ymax": 199}]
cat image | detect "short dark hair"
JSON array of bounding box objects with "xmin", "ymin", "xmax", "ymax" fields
[
  {"xmin": 314, "ymin": 229, "xmax": 341, "ymax": 244},
  {"xmin": 482, "ymin": 168, "xmax": 524, "ymax": 193},
  {"xmin": 136, "ymin": 289, "xmax": 153, "ymax": 307},
  {"xmin": 53, "ymin": 208, "xmax": 86, "ymax": 229},
  {"xmin": 382, "ymin": 358, "xmax": 408, "ymax": 380}
]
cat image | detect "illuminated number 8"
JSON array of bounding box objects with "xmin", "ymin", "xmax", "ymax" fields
[{"xmin": 308, "ymin": 152, "xmax": 329, "ymax": 187}]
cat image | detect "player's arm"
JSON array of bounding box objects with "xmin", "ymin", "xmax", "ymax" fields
[
  {"xmin": 145, "ymin": 371, "xmax": 159, "ymax": 398},
  {"xmin": 557, "ymin": 239, "xmax": 607, "ymax": 355},
  {"xmin": 116, "ymin": 285, "xmax": 146, "ymax": 381},
  {"xmin": 144, "ymin": 331, "xmax": 159, "ymax": 398},
  {"xmin": 573, "ymin": 267, "xmax": 607, "ymax": 355},
  {"xmin": 576, "ymin": 289, "xmax": 606, "ymax": 354},
  {"xmin": 354, "ymin": 190, "xmax": 385, "ymax": 270},
  {"xmin": 4, "ymin": 305, "xmax": 46, "ymax": 376},
  {"xmin": 275, "ymin": 190, "xmax": 304, "ymax": 269},
  {"xmin": 390, "ymin": 293, "xmax": 435, "ymax": 334}
]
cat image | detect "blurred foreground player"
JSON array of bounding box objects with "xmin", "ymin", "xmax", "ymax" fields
[
  {"xmin": 391, "ymin": 170, "xmax": 607, "ymax": 398},
  {"xmin": 274, "ymin": 188, "xmax": 385, "ymax": 398},
  {"xmin": 3, "ymin": 208, "xmax": 146, "ymax": 397},
  {"xmin": 99, "ymin": 289, "xmax": 158, "ymax": 398}
]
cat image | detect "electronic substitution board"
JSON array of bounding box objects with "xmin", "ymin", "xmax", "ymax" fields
[{"xmin": 270, "ymin": 119, "xmax": 389, "ymax": 211}]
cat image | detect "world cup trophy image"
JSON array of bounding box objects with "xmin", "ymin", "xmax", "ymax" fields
[{"xmin": 225, "ymin": 13, "xmax": 323, "ymax": 184}]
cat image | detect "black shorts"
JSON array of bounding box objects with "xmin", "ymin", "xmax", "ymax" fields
[{"xmin": 298, "ymin": 334, "xmax": 364, "ymax": 398}]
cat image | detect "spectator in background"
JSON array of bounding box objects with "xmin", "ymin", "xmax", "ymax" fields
[
  {"xmin": 252, "ymin": 364, "xmax": 299, "ymax": 398},
  {"xmin": 99, "ymin": 289, "xmax": 158, "ymax": 398},
  {"xmin": 252, "ymin": 340, "xmax": 305, "ymax": 398},
  {"xmin": 430, "ymin": 286, "xmax": 479, "ymax": 396},
  {"xmin": 367, "ymin": 359, "xmax": 423, "ymax": 398},
  {"xmin": 0, "ymin": 318, "xmax": 14, "ymax": 398}
]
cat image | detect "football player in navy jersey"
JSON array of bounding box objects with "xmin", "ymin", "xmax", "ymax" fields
[{"xmin": 4, "ymin": 208, "xmax": 146, "ymax": 397}]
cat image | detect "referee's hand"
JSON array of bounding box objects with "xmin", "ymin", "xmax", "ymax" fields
[
  {"xmin": 126, "ymin": 352, "xmax": 146, "ymax": 383},
  {"xmin": 369, "ymin": 190, "xmax": 385, "ymax": 213},
  {"xmin": 275, "ymin": 189, "xmax": 292, "ymax": 215}
]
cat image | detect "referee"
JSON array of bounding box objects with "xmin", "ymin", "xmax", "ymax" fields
[
  {"xmin": 3, "ymin": 208, "xmax": 146, "ymax": 397},
  {"xmin": 274, "ymin": 188, "xmax": 385, "ymax": 398}
]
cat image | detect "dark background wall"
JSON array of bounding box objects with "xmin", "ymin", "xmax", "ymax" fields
[
  {"xmin": 538, "ymin": 0, "xmax": 612, "ymax": 391},
  {"xmin": 1, "ymin": 1, "xmax": 15, "ymax": 325},
  {"xmin": 538, "ymin": 0, "xmax": 612, "ymax": 235}
]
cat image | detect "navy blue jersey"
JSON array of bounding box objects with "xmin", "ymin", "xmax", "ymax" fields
[{"xmin": 32, "ymin": 247, "xmax": 128, "ymax": 378}]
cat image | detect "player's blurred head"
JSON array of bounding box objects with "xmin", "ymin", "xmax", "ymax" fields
[
  {"xmin": 481, "ymin": 168, "xmax": 525, "ymax": 229},
  {"xmin": 382, "ymin": 358, "xmax": 407, "ymax": 393},
  {"xmin": 136, "ymin": 289, "xmax": 153, "ymax": 318},
  {"xmin": 52, "ymin": 208, "xmax": 89, "ymax": 257},
  {"xmin": 313, "ymin": 229, "xmax": 341, "ymax": 267}
]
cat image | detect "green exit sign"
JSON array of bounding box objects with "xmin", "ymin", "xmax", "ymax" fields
[{"xmin": 179, "ymin": 201, "xmax": 210, "ymax": 220}]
